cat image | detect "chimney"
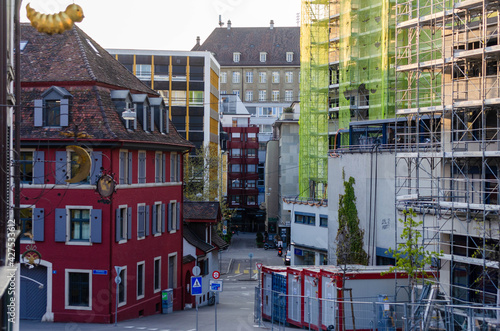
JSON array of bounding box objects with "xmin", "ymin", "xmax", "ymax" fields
[
  {"xmin": 196, "ymin": 36, "xmax": 200, "ymax": 46},
  {"xmin": 270, "ymin": 20, "xmax": 274, "ymax": 29},
  {"xmin": 219, "ymin": 15, "xmax": 224, "ymax": 27},
  {"xmin": 227, "ymin": 20, "xmax": 232, "ymax": 30}
]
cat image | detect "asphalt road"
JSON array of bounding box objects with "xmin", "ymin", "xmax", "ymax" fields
[{"xmin": 20, "ymin": 232, "xmax": 296, "ymax": 331}]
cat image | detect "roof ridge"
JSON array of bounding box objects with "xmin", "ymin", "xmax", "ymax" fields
[{"xmin": 72, "ymin": 26, "xmax": 97, "ymax": 81}]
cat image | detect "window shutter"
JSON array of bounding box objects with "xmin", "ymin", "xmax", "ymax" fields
[
  {"xmin": 60, "ymin": 99, "xmax": 69, "ymax": 127},
  {"xmin": 170, "ymin": 154, "xmax": 175, "ymax": 182},
  {"xmin": 167, "ymin": 203, "xmax": 172, "ymax": 232},
  {"xmin": 90, "ymin": 209, "xmax": 102, "ymax": 243},
  {"xmin": 115, "ymin": 208, "xmax": 121, "ymax": 242},
  {"xmin": 145, "ymin": 205, "xmax": 150, "ymax": 236},
  {"xmin": 176, "ymin": 203, "xmax": 181, "ymax": 231},
  {"xmin": 161, "ymin": 204, "xmax": 166, "ymax": 233},
  {"xmin": 33, "ymin": 208, "xmax": 44, "ymax": 242},
  {"xmin": 119, "ymin": 152, "xmax": 125, "ymax": 184},
  {"xmin": 55, "ymin": 151, "xmax": 67, "ymax": 184},
  {"xmin": 152, "ymin": 206, "xmax": 157, "ymax": 235},
  {"xmin": 177, "ymin": 154, "xmax": 181, "ymax": 181},
  {"xmin": 34, "ymin": 99, "xmax": 43, "ymax": 127},
  {"xmin": 33, "ymin": 151, "xmax": 45, "ymax": 184},
  {"xmin": 127, "ymin": 207, "xmax": 132, "ymax": 240},
  {"xmin": 155, "ymin": 153, "xmax": 160, "ymax": 183},
  {"xmin": 90, "ymin": 151, "xmax": 103, "ymax": 185},
  {"xmin": 162, "ymin": 154, "xmax": 166, "ymax": 183},
  {"xmin": 128, "ymin": 152, "xmax": 133, "ymax": 184},
  {"xmin": 54, "ymin": 208, "xmax": 67, "ymax": 242},
  {"xmin": 138, "ymin": 205, "xmax": 145, "ymax": 237},
  {"xmin": 139, "ymin": 153, "xmax": 146, "ymax": 183}
]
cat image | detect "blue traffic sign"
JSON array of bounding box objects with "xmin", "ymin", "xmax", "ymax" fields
[{"xmin": 191, "ymin": 276, "xmax": 202, "ymax": 295}]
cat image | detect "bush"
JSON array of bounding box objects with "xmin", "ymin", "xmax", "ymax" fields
[{"xmin": 256, "ymin": 232, "xmax": 264, "ymax": 247}]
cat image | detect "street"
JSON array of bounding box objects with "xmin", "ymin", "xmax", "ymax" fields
[{"xmin": 20, "ymin": 232, "xmax": 297, "ymax": 331}]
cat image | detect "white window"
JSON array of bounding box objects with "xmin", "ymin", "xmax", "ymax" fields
[
  {"xmin": 135, "ymin": 64, "xmax": 151, "ymax": 79},
  {"xmin": 259, "ymin": 72, "xmax": 267, "ymax": 83},
  {"xmin": 154, "ymin": 257, "xmax": 161, "ymax": 293},
  {"xmin": 247, "ymin": 164, "xmax": 256, "ymax": 172},
  {"xmin": 272, "ymin": 72, "xmax": 280, "ymax": 83},
  {"xmin": 116, "ymin": 206, "xmax": 128, "ymax": 242},
  {"xmin": 272, "ymin": 90, "xmax": 280, "ymax": 102},
  {"xmin": 232, "ymin": 132, "xmax": 241, "ymax": 139},
  {"xmin": 285, "ymin": 90, "xmax": 293, "ymax": 102},
  {"xmin": 232, "ymin": 71, "xmax": 240, "ymax": 83},
  {"xmin": 171, "ymin": 91, "xmax": 187, "ymax": 106},
  {"xmin": 66, "ymin": 207, "xmax": 93, "ymax": 243},
  {"xmin": 169, "ymin": 201, "xmax": 179, "ymax": 232},
  {"xmin": 118, "ymin": 266, "xmax": 127, "ymax": 307},
  {"xmin": 231, "ymin": 164, "xmax": 241, "ymax": 172},
  {"xmin": 137, "ymin": 261, "xmax": 145, "ymax": 299},
  {"xmin": 220, "ymin": 72, "xmax": 227, "ymax": 84},
  {"xmin": 246, "ymin": 71, "xmax": 253, "ymax": 83},
  {"xmin": 285, "ymin": 71, "xmax": 294, "ymax": 83},
  {"xmin": 286, "ymin": 52, "xmax": 294, "ymax": 62},
  {"xmin": 232, "ymin": 90, "xmax": 240, "ymax": 98},
  {"xmin": 65, "ymin": 269, "xmax": 92, "ymax": 310},
  {"xmin": 245, "ymin": 90, "xmax": 253, "ymax": 102},
  {"xmin": 233, "ymin": 52, "xmax": 241, "ymax": 62},
  {"xmin": 259, "ymin": 90, "xmax": 267, "ymax": 102},
  {"xmin": 260, "ymin": 52, "xmax": 267, "ymax": 62},
  {"xmin": 232, "ymin": 149, "xmax": 241, "ymax": 157},
  {"xmin": 153, "ymin": 203, "xmax": 163, "ymax": 235}
]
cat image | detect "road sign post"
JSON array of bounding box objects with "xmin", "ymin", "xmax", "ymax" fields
[
  {"xmin": 192, "ymin": 266, "xmax": 202, "ymax": 331},
  {"xmin": 114, "ymin": 266, "xmax": 122, "ymax": 327},
  {"xmin": 210, "ymin": 280, "xmax": 223, "ymax": 331},
  {"xmin": 249, "ymin": 253, "xmax": 253, "ymax": 280}
]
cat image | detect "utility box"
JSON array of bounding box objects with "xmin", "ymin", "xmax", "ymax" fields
[{"xmin": 161, "ymin": 289, "xmax": 173, "ymax": 314}]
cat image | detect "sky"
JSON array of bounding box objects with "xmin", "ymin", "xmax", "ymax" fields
[{"xmin": 21, "ymin": 0, "xmax": 302, "ymax": 51}]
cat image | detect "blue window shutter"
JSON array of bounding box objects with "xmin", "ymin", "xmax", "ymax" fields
[
  {"xmin": 127, "ymin": 207, "xmax": 132, "ymax": 239},
  {"xmin": 176, "ymin": 203, "xmax": 181, "ymax": 230},
  {"xmin": 54, "ymin": 208, "xmax": 67, "ymax": 242},
  {"xmin": 128, "ymin": 152, "xmax": 133, "ymax": 184},
  {"xmin": 162, "ymin": 154, "xmax": 166, "ymax": 183},
  {"xmin": 55, "ymin": 151, "xmax": 67, "ymax": 184},
  {"xmin": 90, "ymin": 152, "xmax": 103, "ymax": 185},
  {"xmin": 60, "ymin": 99, "xmax": 69, "ymax": 127},
  {"xmin": 167, "ymin": 203, "xmax": 172, "ymax": 232},
  {"xmin": 119, "ymin": 152, "xmax": 125, "ymax": 184},
  {"xmin": 177, "ymin": 155, "xmax": 181, "ymax": 181},
  {"xmin": 90, "ymin": 209, "xmax": 102, "ymax": 243},
  {"xmin": 161, "ymin": 204, "xmax": 166, "ymax": 233},
  {"xmin": 34, "ymin": 99, "xmax": 43, "ymax": 127},
  {"xmin": 155, "ymin": 154, "xmax": 160, "ymax": 183},
  {"xmin": 152, "ymin": 206, "xmax": 157, "ymax": 235},
  {"xmin": 139, "ymin": 153, "xmax": 146, "ymax": 184},
  {"xmin": 145, "ymin": 205, "xmax": 150, "ymax": 236},
  {"xmin": 33, "ymin": 151, "xmax": 45, "ymax": 184},
  {"xmin": 115, "ymin": 208, "xmax": 121, "ymax": 242},
  {"xmin": 33, "ymin": 208, "xmax": 44, "ymax": 241},
  {"xmin": 170, "ymin": 154, "xmax": 175, "ymax": 182}
]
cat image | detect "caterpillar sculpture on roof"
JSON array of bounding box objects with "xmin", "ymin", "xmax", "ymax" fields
[{"xmin": 26, "ymin": 3, "xmax": 84, "ymax": 35}]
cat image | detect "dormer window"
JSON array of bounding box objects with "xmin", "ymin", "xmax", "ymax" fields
[
  {"xmin": 233, "ymin": 52, "xmax": 241, "ymax": 63},
  {"xmin": 286, "ymin": 52, "xmax": 294, "ymax": 62},
  {"xmin": 111, "ymin": 90, "xmax": 136, "ymax": 130},
  {"xmin": 132, "ymin": 94, "xmax": 151, "ymax": 132},
  {"xmin": 260, "ymin": 52, "xmax": 267, "ymax": 62},
  {"xmin": 150, "ymin": 97, "xmax": 169, "ymax": 134},
  {"xmin": 34, "ymin": 86, "xmax": 72, "ymax": 127}
]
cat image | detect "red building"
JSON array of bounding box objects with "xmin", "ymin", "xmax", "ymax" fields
[
  {"xmin": 224, "ymin": 121, "xmax": 260, "ymax": 231},
  {"xmin": 18, "ymin": 24, "xmax": 192, "ymax": 323}
]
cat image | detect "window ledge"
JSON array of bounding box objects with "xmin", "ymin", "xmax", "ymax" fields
[
  {"xmin": 118, "ymin": 239, "xmax": 127, "ymax": 244},
  {"xmin": 65, "ymin": 305, "xmax": 92, "ymax": 311},
  {"xmin": 66, "ymin": 241, "xmax": 92, "ymax": 246}
]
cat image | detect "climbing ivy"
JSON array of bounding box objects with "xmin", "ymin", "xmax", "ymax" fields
[{"xmin": 336, "ymin": 169, "xmax": 369, "ymax": 265}]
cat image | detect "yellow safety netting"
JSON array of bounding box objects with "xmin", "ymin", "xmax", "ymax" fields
[{"xmin": 299, "ymin": 0, "xmax": 330, "ymax": 199}]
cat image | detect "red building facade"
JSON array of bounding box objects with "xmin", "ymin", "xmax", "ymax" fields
[{"xmin": 18, "ymin": 25, "xmax": 192, "ymax": 323}]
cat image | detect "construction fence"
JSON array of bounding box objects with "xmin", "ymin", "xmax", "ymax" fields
[{"xmin": 254, "ymin": 287, "xmax": 500, "ymax": 330}]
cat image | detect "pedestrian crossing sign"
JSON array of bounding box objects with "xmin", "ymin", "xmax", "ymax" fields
[{"xmin": 191, "ymin": 276, "xmax": 202, "ymax": 295}]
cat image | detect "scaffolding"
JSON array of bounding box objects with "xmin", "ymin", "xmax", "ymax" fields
[
  {"xmin": 395, "ymin": 0, "xmax": 500, "ymax": 309},
  {"xmin": 299, "ymin": 0, "xmax": 330, "ymax": 199}
]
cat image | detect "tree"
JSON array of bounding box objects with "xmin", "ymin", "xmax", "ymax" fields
[
  {"xmin": 183, "ymin": 145, "xmax": 220, "ymax": 201},
  {"xmin": 336, "ymin": 169, "xmax": 369, "ymax": 265},
  {"xmin": 385, "ymin": 208, "xmax": 442, "ymax": 305}
]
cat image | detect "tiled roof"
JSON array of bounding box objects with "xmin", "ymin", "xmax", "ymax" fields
[
  {"xmin": 211, "ymin": 230, "xmax": 229, "ymax": 250},
  {"xmin": 183, "ymin": 225, "xmax": 215, "ymax": 254},
  {"xmin": 184, "ymin": 202, "xmax": 221, "ymax": 222},
  {"xmin": 192, "ymin": 26, "xmax": 300, "ymax": 66},
  {"xmin": 19, "ymin": 24, "xmax": 193, "ymax": 150}
]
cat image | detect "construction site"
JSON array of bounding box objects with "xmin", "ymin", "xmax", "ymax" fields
[{"xmin": 285, "ymin": 0, "xmax": 500, "ymax": 329}]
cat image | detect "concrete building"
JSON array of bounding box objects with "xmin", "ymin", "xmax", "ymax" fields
[{"xmin": 193, "ymin": 22, "xmax": 300, "ymax": 225}]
